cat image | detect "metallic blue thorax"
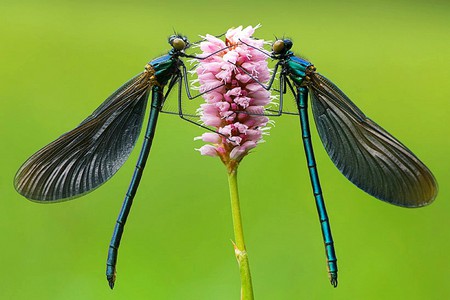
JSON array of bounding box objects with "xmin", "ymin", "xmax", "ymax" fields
[
  {"xmin": 286, "ymin": 53, "xmax": 313, "ymax": 86},
  {"xmin": 149, "ymin": 52, "xmax": 179, "ymax": 86}
]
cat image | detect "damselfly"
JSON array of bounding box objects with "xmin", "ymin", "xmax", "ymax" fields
[
  {"xmin": 14, "ymin": 35, "xmax": 222, "ymax": 288},
  {"xmin": 236, "ymin": 38, "xmax": 438, "ymax": 287}
]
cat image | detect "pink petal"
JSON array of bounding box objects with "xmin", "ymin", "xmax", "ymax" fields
[
  {"xmin": 196, "ymin": 25, "xmax": 273, "ymax": 162},
  {"xmin": 201, "ymin": 132, "xmax": 221, "ymax": 143},
  {"xmin": 219, "ymin": 125, "xmax": 233, "ymax": 136},
  {"xmin": 234, "ymin": 122, "xmax": 248, "ymax": 134},
  {"xmin": 233, "ymin": 96, "xmax": 250, "ymax": 108},
  {"xmin": 227, "ymin": 87, "xmax": 242, "ymax": 97},
  {"xmin": 216, "ymin": 101, "xmax": 230, "ymax": 112},
  {"xmin": 197, "ymin": 145, "xmax": 218, "ymax": 157},
  {"xmin": 201, "ymin": 115, "xmax": 223, "ymax": 127}
]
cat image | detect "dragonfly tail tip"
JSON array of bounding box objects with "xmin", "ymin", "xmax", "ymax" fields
[
  {"xmin": 330, "ymin": 277, "xmax": 338, "ymax": 288},
  {"xmin": 107, "ymin": 275, "xmax": 116, "ymax": 289}
]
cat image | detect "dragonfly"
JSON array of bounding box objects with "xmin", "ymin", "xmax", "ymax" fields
[
  {"xmin": 235, "ymin": 38, "xmax": 438, "ymax": 287},
  {"xmin": 13, "ymin": 34, "xmax": 226, "ymax": 289}
]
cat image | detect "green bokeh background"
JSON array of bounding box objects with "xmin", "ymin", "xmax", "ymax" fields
[{"xmin": 1, "ymin": 0, "xmax": 449, "ymax": 299}]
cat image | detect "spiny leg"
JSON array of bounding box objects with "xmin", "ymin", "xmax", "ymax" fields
[
  {"xmin": 183, "ymin": 43, "xmax": 234, "ymax": 60},
  {"xmin": 189, "ymin": 32, "xmax": 226, "ymax": 45},
  {"xmin": 238, "ymin": 38, "xmax": 273, "ymax": 58},
  {"xmin": 227, "ymin": 59, "xmax": 281, "ymax": 92},
  {"xmin": 174, "ymin": 73, "xmax": 238, "ymax": 143},
  {"xmin": 176, "ymin": 74, "xmax": 225, "ymax": 134},
  {"xmin": 180, "ymin": 62, "xmax": 225, "ymax": 100}
]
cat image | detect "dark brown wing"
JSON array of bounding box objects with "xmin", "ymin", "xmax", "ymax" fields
[
  {"xmin": 308, "ymin": 72, "xmax": 437, "ymax": 207},
  {"xmin": 14, "ymin": 72, "xmax": 152, "ymax": 201}
]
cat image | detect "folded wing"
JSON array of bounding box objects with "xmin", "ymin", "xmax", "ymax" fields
[
  {"xmin": 14, "ymin": 72, "xmax": 152, "ymax": 201},
  {"xmin": 308, "ymin": 73, "xmax": 437, "ymax": 207}
]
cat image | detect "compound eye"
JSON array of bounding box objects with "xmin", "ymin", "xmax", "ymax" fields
[
  {"xmin": 171, "ymin": 38, "xmax": 186, "ymax": 50},
  {"xmin": 272, "ymin": 40, "xmax": 285, "ymax": 54}
]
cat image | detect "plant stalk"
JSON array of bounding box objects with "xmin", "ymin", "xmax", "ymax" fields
[{"xmin": 228, "ymin": 167, "xmax": 254, "ymax": 300}]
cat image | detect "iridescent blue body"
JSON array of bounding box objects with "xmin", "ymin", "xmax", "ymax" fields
[
  {"xmin": 282, "ymin": 52, "xmax": 338, "ymax": 286},
  {"xmin": 105, "ymin": 84, "xmax": 163, "ymax": 288},
  {"xmin": 297, "ymin": 85, "xmax": 338, "ymax": 286},
  {"xmin": 14, "ymin": 35, "xmax": 202, "ymax": 289},
  {"xmin": 150, "ymin": 51, "xmax": 182, "ymax": 86},
  {"xmin": 96, "ymin": 47, "xmax": 192, "ymax": 288},
  {"xmin": 286, "ymin": 55, "xmax": 312, "ymax": 85},
  {"xmin": 237, "ymin": 38, "xmax": 437, "ymax": 287}
]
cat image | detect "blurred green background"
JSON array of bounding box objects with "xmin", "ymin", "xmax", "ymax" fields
[{"xmin": 1, "ymin": 0, "xmax": 449, "ymax": 299}]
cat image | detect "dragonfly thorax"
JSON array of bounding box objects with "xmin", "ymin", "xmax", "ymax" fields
[
  {"xmin": 285, "ymin": 55, "xmax": 314, "ymax": 86},
  {"xmin": 146, "ymin": 54, "xmax": 180, "ymax": 87}
]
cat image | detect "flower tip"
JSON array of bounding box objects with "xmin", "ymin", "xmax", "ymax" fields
[
  {"xmin": 195, "ymin": 25, "xmax": 271, "ymax": 164},
  {"xmin": 197, "ymin": 145, "xmax": 218, "ymax": 157},
  {"xmin": 201, "ymin": 132, "xmax": 221, "ymax": 143}
]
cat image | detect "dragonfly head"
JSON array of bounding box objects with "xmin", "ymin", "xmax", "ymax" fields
[
  {"xmin": 169, "ymin": 35, "xmax": 190, "ymax": 51},
  {"xmin": 272, "ymin": 39, "xmax": 293, "ymax": 55}
]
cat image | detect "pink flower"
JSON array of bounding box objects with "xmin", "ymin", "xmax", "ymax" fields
[{"xmin": 195, "ymin": 25, "xmax": 271, "ymax": 169}]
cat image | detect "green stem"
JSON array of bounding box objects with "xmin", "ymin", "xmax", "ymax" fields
[{"xmin": 228, "ymin": 167, "xmax": 254, "ymax": 300}]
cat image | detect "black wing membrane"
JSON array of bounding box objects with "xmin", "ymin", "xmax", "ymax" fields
[
  {"xmin": 308, "ymin": 72, "xmax": 437, "ymax": 207},
  {"xmin": 14, "ymin": 72, "xmax": 152, "ymax": 202}
]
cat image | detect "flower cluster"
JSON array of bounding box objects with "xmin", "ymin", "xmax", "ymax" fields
[{"xmin": 195, "ymin": 25, "xmax": 271, "ymax": 169}]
